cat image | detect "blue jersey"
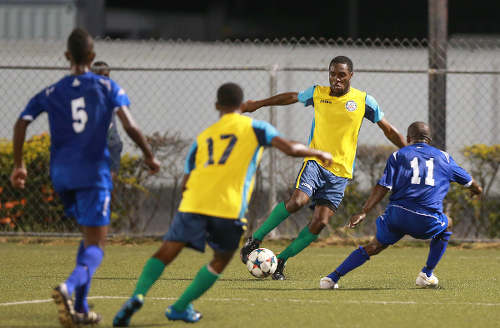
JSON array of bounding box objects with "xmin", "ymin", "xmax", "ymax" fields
[
  {"xmin": 378, "ymin": 143, "xmax": 472, "ymax": 213},
  {"xmin": 19, "ymin": 72, "xmax": 130, "ymax": 192}
]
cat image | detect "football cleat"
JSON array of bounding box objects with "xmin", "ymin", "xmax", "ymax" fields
[
  {"xmin": 271, "ymin": 258, "xmax": 287, "ymax": 280},
  {"xmin": 52, "ymin": 283, "xmax": 77, "ymax": 328},
  {"xmin": 165, "ymin": 303, "xmax": 202, "ymax": 323},
  {"xmin": 240, "ymin": 236, "xmax": 261, "ymax": 264},
  {"xmin": 113, "ymin": 294, "xmax": 144, "ymax": 327},
  {"xmin": 319, "ymin": 277, "xmax": 339, "ymax": 289},
  {"xmin": 75, "ymin": 311, "xmax": 102, "ymax": 325},
  {"xmin": 415, "ymin": 271, "xmax": 439, "ymax": 288}
]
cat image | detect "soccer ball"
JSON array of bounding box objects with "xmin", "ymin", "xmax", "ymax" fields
[{"xmin": 246, "ymin": 248, "xmax": 278, "ymax": 278}]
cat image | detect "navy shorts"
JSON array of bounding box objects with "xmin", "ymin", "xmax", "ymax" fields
[
  {"xmin": 295, "ymin": 160, "xmax": 349, "ymax": 210},
  {"xmin": 59, "ymin": 188, "xmax": 111, "ymax": 227},
  {"xmin": 164, "ymin": 212, "xmax": 246, "ymax": 253},
  {"xmin": 376, "ymin": 205, "xmax": 448, "ymax": 245}
]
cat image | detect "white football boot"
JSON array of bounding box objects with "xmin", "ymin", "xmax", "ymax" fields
[
  {"xmin": 319, "ymin": 277, "xmax": 339, "ymax": 289},
  {"xmin": 415, "ymin": 271, "xmax": 439, "ymax": 288}
]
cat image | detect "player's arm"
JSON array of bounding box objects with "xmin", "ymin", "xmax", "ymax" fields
[
  {"xmin": 448, "ymin": 155, "xmax": 482, "ymax": 197},
  {"xmin": 271, "ymin": 136, "xmax": 333, "ymax": 166},
  {"xmin": 10, "ymin": 119, "xmax": 30, "ymax": 189},
  {"xmin": 180, "ymin": 174, "xmax": 190, "ymax": 192},
  {"xmin": 377, "ymin": 118, "xmax": 407, "ymax": 148},
  {"xmin": 242, "ymin": 92, "xmax": 298, "ymax": 113},
  {"xmin": 466, "ymin": 179, "xmax": 482, "ymax": 196},
  {"xmin": 349, "ymin": 151, "xmax": 396, "ymax": 228},
  {"xmin": 364, "ymin": 94, "xmax": 406, "ymax": 148},
  {"xmin": 115, "ymin": 106, "xmax": 160, "ymax": 173},
  {"xmin": 348, "ymin": 184, "xmax": 390, "ymax": 228},
  {"xmin": 180, "ymin": 141, "xmax": 197, "ymax": 193}
]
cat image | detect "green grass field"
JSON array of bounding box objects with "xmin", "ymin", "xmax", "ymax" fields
[{"xmin": 1, "ymin": 240, "xmax": 499, "ymax": 328}]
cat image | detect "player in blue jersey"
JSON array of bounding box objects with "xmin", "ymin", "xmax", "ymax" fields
[
  {"xmin": 10, "ymin": 28, "xmax": 160, "ymax": 327},
  {"xmin": 319, "ymin": 122, "xmax": 482, "ymax": 289}
]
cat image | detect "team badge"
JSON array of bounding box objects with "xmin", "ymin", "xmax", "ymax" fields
[{"xmin": 345, "ymin": 100, "xmax": 357, "ymax": 112}]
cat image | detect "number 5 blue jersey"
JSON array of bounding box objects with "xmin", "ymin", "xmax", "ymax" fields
[
  {"xmin": 378, "ymin": 143, "xmax": 472, "ymax": 213},
  {"xmin": 19, "ymin": 72, "xmax": 130, "ymax": 192}
]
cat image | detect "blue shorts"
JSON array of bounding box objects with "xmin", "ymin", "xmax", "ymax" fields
[
  {"xmin": 295, "ymin": 160, "xmax": 349, "ymax": 210},
  {"xmin": 58, "ymin": 188, "xmax": 111, "ymax": 227},
  {"xmin": 376, "ymin": 205, "xmax": 448, "ymax": 245},
  {"xmin": 164, "ymin": 212, "xmax": 246, "ymax": 253}
]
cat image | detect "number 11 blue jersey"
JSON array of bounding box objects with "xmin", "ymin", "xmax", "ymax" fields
[
  {"xmin": 377, "ymin": 143, "xmax": 472, "ymax": 214},
  {"xmin": 19, "ymin": 71, "xmax": 130, "ymax": 192}
]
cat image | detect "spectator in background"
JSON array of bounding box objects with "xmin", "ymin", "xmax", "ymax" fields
[{"xmin": 92, "ymin": 61, "xmax": 124, "ymax": 178}]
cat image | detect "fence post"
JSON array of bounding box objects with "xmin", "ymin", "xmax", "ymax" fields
[
  {"xmin": 268, "ymin": 64, "xmax": 278, "ymax": 225},
  {"xmin": 428, "ymin": 0, "xmax": 448, "ymax": 150}
]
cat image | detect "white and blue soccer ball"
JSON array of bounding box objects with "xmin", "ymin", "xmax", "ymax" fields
[{"xmin": 246, "ymin": 248, "xmax": 278, "ymax": 278}]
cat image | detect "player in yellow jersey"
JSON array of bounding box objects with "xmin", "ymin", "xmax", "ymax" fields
[
  {"xmin": 240, "ymin": 55, "xmax": 407, "ymax": 280},
  {"xmin": 113, "ymin": 82, "xmax": 332, "ymax": 326}
]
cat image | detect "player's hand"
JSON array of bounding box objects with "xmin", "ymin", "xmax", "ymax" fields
[
  {"xmin": 241, "ymin": 100, "xmax": 260, "ymax": 113},
  {"xmin": 10, "ymin": 167, "xmax": 27, "ymax": 189},
  {"xmin": 316, "ymin": 151, "xmax": 333, "ymax": 167},
  {"xmin": 144, "ymin": 157, "xmax": 160, "ymax": 174},
  {"xmin": 348, "ymin": 212, "xmax": 366, "ymax": 229}
]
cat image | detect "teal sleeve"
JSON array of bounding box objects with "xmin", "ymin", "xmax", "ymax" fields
[
  {"xmin": 297, "ymin": 86, "xmax": 315, "ymax": 107},
  {"xmin": 364, "ymin": 94, "xmax": 384, "ymax": 123},
  {"xmin": 252, "ymin": 120, "xmax": 281, "ymax": 146},
  {"xmin": 184, "ymin": 141, "xmax": 198, "ymax": 174}
]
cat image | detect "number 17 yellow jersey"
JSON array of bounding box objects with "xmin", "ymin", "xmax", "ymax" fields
[{"xmin": 178, "ymin": 113, "xmax": 280, "ymax": 219}]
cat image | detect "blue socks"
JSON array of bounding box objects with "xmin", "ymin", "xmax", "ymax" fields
[
  {"xmin": 327, "ymin": 246, "xmax": 370, "ymax": 283},
  {"xmin": 65, "ymin": 241, "xmax": 104, "ymax": 313},
  {"xmin": 422, "ymin": 231, "xmax": 452, "ymax": 277}
]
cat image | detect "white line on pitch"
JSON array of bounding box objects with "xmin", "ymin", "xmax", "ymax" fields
[{"xmin": 1, "ymin": 296, "xmax": 499, "ymax": 307}]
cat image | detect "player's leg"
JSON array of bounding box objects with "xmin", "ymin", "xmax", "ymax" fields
[
  {"xmin": 320, "ymin": 209, "xmax": 401, "ymax": 289},
  {"xmin": 166, "ymin": 251, "xmax": 232, "ymax": 323},
  {"xmin": 52, "ymin": 189, "xmax": 109, "ymax": 327},
  {"xmin": 51, "ymin": 192, "xmax": 78, "ymax": 327},
  {"xmin": 272, "ymin": 169, "xmax": 348, "ymax": 280},
  {"xmin": 69, "ymin": 188, "xmax": 111, "ymax": 325},
  {"xmin": 241, "ymin": 161, "xmax": 316, "ymax": 263},
  {"xmin": 113, "ymin": 212, "xmax": 204, "ymax": 327},
  {"xmin": 417, "ymin": 214, "xmax": 452, "ymax": 288},
  {"xmin": 320, "ymin": 238, "xmax": 388, "ymax": 289},
  {"xmin": 271, "ymin": 204, "xmax": 333, "ymax": 280},
  {"xmin": 166, "ymin": 216, "xmax": 244, "ymax": 323},
  {"xmin": 113, "ymin": 240, "xmax": 185, "ymax": 327},
  {"xmin": 240, "ymin": 189, "xmax": 309, "ymax": 262}
]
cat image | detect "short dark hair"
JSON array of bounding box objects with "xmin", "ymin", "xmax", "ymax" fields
[
  {"xmin": 92, "ymin": 61, "xmax": 110, "ymax": 76},
  {"xmin": 329, "ymin": 56, "xmax": 353, "ymax": 72},
  {"xmin": 407, "ymin": 121, "xmax": 432, "ymax": 143},
  {"xmin": 67, "ymin": 28, "xmax": 93, "ymax": 65},
  {"xmin": 217, "ymin": 83, "xmax": 243, "ymax": 108}
]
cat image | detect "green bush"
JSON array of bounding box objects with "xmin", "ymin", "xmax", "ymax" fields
[{"xmin": 0, "ymin": 133, "xmax": 72, "ymax": 232}]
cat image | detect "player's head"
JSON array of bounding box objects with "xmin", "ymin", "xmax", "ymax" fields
[
  {"xmin": 92, "ymin": 61, "xmax": 110, "ymax": 77},
  {"xmin": 65, "ymin": 28, "xmax": 95, "ymax": 67},
  {"xmin": 407, "ymin": 121, "xmax": 432, "ymax": 144},
  {"xmin": 215, "ymin": 83, "xmax": 244, "ymax": 113},
  {"xmin": 329, "ymin": 56, "xmax": 354, "ymax": 97}
]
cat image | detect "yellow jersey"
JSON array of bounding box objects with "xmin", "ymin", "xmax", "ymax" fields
[
  {"xmin": 299, "ymin": 85, "xmax": 384, "ymax": 179},
  {"xmin": 178, "ymin": 113, "xmax": 280, "ymax": 219}
]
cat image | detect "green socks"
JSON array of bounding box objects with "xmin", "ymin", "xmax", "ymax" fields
[
  {"xmin": 277, "ymin": 226, "xmax": 318, "ymax": 261},
  {"xmin": 253, "ymin": 202, "xmax": 290, "ymax": 241},
  {"xmin": 133, "ymin": 257, "xmax": 166, "ymax": 297},
  {"xmin": 172, "ymin": 265, "xmax": 219, "ymax": 312}
]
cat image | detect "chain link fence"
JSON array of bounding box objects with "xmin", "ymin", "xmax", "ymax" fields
[{"xmin": 0, "ymin": 37, "xmax": 499, "ymax": 239}]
